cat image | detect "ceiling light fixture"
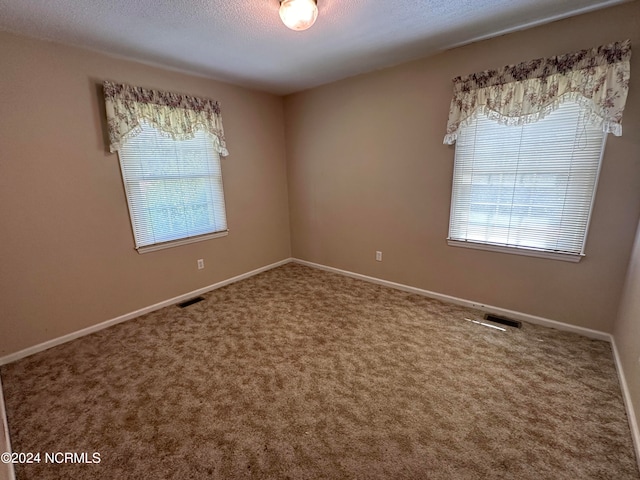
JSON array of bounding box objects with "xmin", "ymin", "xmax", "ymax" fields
[{"xmin": 279, "ymin": 0, "xmax": 318, "ymax": 31}]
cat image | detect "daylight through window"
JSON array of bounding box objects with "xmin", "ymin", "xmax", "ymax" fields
[
  {"xmin": 443, "ymin": 40, "xmax": 630, "ymax": 262},
  {"xmin": 103, "ymin": 81, "xmax": 230, "ymax": 253},
  {"xmin": 118, "ymin": 122, "xmax": 228, "ymax": 252},
  {"xmin": 448, "ymin": 101, "xmax": 605, "ymax": 261}
]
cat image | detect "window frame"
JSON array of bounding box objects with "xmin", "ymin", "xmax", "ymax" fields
[
  {"xmin": 446, "ymin": 104, "xmax": 607, "ymax": 263},
  {"xmin": 117, "ymin": 123, "xmax": 229, "ymax": 254}
]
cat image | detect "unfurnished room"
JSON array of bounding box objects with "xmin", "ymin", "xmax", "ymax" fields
[{"xmin": 1, "ymin": 1, "xmax": 640, "ymax": 479}]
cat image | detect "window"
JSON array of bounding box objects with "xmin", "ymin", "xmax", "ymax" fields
[
  {"xmin": 442, "ymin": 42, "xmax": 630, "ymax": 262},
  {"xmin": 103, "ymin": 81, "xmax": 230, "ymax": 253},
  {"xmin": 118, "ymin": 122, "xmax": 228, "ymax": 253},
  {"xmin": 448, "ymin": 101, "xmax": 606, "ymax": 262}
]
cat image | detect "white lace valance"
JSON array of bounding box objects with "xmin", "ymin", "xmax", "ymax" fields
[
  {"xmin": 444, "ymin": 40, "xmax": 631, "ymax": 145},
  {"xmin": 103, "ymin": 81, "xmax": 229, "ymax": 156}
]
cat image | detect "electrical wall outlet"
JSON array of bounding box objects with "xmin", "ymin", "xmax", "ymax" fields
[
  {"xmin": 375, "ymin": 251, "xmax": 382, "ymax": 262},
  {"xmin": 197, "ymin": 259, "xmax": 204, "ymax": 270}
]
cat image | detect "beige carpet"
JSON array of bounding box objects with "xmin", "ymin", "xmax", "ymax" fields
[{"xmin": 1, "ymin": 263, "xmax": 638, "ymax": 479}]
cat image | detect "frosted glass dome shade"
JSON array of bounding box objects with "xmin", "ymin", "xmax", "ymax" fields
[{"xmin": 279, "ymin": 0, "xmax": 318, "ymax": 31}]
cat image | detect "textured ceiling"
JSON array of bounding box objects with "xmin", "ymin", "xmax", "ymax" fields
[{"xmin": 0, "ymin": 0, "xmax": 630, "ymax": 94}]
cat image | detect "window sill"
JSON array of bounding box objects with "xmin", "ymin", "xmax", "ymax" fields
[
  {"xmin": 447, "ymin": 239, "xmax": 583, "ymax": 263},
  {"xmin": 137, "ymin": 230, "xmax": 229, "ymax": 254}
]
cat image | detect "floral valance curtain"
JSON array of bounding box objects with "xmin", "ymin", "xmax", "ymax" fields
[
  {"xmin": 443, "ymin": 40, "xmax": 631, "ymax": 145},
  {"xmin": 103, "ymin": 81, "xmax": 229, "ymax": 156}
]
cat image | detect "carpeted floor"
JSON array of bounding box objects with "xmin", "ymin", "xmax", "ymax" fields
[{"xmin": 1, "ymin": 263, "xmax": 638, "ymax": 479}]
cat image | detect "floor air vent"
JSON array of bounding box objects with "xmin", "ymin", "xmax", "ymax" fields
[
  {"xmin": 177, "ymin": 296, "xmax": 204, "ymax": 308},
  {"xmin": 484, "ymin": 313, "xmax": 522, "ymax": 329}
]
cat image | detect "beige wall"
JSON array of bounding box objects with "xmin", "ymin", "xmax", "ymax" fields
[
  {"xmin": 0, "ymin": 32, "xmax": 291, "ymax": 356},
  {"xmin": 284, "ymin": 1, "xmax": 640, "ymax": 334},
  {"xmin": 615, "ymin": 218, "xmax": 640, "ymax": 444},
  {"xmin": 0, "ymin": 3, "xmax": 638, "ymax": 357}
]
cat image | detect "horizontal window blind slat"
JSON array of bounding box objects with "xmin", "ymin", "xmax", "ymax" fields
[
  {"xmin": 118, "ymin": 122, "xmax": 228, "ymax": 250},
  {"xmin": 449, "ymin": 101, "xmax": 605, "ymax": 257}
]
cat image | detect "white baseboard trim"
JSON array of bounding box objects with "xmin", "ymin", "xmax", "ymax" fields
[
  {"xmin": 0, "ymin": 376, "xmax": 16, "ymax": 480},
  {"xmin": 292, "ymin": 258, "xmax": 610, "ymax": 341},
  {"xmin": 0, "ymin": 258, "xmax": 293, "ymax": 366},
  {"xmin": 610, "ymin": 337, "xmax": 640, "ymax": 473}
]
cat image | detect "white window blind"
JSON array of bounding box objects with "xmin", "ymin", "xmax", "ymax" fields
[
  {"xmin": 118, "ymin": 122, "xmax": 228, "ymax": 252},
  {"xmin": 448, "ymin": 101, "xmax": 606, "ymax": 260}
]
